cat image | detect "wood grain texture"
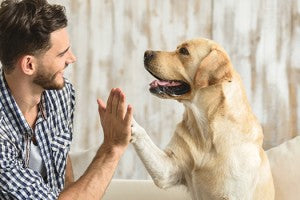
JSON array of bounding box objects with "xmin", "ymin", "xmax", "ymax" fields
[{"xmin": 1, "ymin": 0, "xmax": 299, "ymax": 179}]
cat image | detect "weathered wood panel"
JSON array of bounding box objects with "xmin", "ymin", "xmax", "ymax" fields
[
  {"xmin": 1, "ymin": 0, "xmax": 299, "ymax": 179},
  {"xmin": 212, "ymin": 0, "xmax": 300, "ymax": 148}
]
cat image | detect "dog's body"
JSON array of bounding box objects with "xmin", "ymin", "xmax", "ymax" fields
[{"xmin": 131, "ymin": 38, "xmax": 274, "ymax": 200}]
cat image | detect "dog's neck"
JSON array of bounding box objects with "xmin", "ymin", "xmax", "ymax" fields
[
  {"xmin": 182, "ymin": 72, "xmax": 263, "ymax": 148},
  {"xmin": 181, "ymin": 85, "xmax": 224, "ymax": 149}
]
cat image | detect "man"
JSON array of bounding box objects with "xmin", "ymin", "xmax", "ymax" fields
[{"xmin": 0, "ymin": 0, "xmax": 133, "ymax": 199}]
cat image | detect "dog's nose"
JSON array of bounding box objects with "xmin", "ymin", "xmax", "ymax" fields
[{"xmin": 144, "ymin": 50, "xmax": 155, "ymax": 64}]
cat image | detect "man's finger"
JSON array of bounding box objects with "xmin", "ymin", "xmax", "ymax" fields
[
  {"xmin": 107, "ymin": 88, "xmax": 115, "ymax": 114},
  {"xmin": 97, "ymin": 98, "xmax": 106, "ymax": 118},
  {"xmin": 112, "ymin": 88, "xmax": 120, "ymax": 116},
  {"xmin": 117, "ymin": 91, "xmax": 126, "ymax": 119},
  {"xmin": 124, "ymin": 105, "xmax": 133, "ymax": 126}
]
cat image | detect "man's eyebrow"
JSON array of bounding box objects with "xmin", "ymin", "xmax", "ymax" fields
[{"xmin": 57, "ymin": 46, "xmax": 70, "ymax": 56}]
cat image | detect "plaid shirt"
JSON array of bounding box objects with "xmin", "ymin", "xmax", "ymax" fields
[{"xmin": 0, "ymin": 68, "xmax": 75, "ymax": 199}]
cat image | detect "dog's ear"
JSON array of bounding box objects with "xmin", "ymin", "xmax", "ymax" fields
[{"xmin": 194, "ymin": 48, "xmax": 232, "ymax": 89}]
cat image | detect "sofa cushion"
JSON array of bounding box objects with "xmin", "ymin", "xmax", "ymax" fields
[
  {"xmin": 266, "ymin": 136, "xmax": 300, "ymax": 200},
  {"xmin": 103, "ymin": 179, "xmax": 189, "ymax": 200}
]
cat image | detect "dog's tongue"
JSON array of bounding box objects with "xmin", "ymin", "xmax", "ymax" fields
[{"xmin": 150, "ymin": 80, "xmax": 181, "ymax": 88}]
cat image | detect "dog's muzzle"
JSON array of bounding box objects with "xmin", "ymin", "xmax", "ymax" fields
[{"xmin": 144, "ymin": 50, "xmax": 155, "ymax": 65}]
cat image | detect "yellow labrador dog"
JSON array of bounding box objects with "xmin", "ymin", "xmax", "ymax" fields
[{"xmin": 131, "ymin": 38, "xmax": 275, "ymax": 200}]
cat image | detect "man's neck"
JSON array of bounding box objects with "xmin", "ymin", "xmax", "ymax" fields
[{"xmin": 4, "ymin": 71, "xmax": 43, "ymax": 128}]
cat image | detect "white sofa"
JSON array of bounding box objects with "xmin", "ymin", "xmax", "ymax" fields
[
  {"xmin": 266, "ymin": 136, "xmax": 300, "ymax": 200},
  {"xmin": 70, "ymin": 136, "xmax": 300, "ymax": 200},
  {"xmin": 102, "ymin": 179, "xmax": 189, "ymax": 200}
]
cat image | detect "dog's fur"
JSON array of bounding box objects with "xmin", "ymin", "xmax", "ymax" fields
[{"xmin": 131, "ymin": 38, "xmax": 275, "ymax": 200}]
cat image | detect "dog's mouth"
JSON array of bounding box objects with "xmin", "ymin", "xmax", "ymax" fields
[{"xmin": 148, "ymin": 71, "xmax": 191, "ymax": 97}]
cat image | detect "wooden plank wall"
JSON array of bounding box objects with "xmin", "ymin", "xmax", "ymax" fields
[{"xmin": 1, "ymin": 0, "xmax": 299, "ymax": 179}]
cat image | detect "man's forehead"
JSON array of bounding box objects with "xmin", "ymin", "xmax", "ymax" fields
[{"xmin": 49, "ymin": 28, "xmax": 70, "ymax": 49}]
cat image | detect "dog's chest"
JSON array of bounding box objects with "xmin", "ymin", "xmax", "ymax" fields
[{"xmin": 183, "ymin": 144, "xmax": 260, "ymax": 200}]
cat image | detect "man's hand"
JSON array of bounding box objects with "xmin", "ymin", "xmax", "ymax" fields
[
  {"xmin": 97, "ymin": 88, "xmax": 133, "ymax": 155},
  {"xmin": 59, "ymin": 89, "xmax": 133, "ymax": 200}
]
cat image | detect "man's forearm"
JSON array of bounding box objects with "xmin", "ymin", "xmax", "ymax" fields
[{"xmin": 58, "ymin": 145, "xmax": 123, "ymax": 200}]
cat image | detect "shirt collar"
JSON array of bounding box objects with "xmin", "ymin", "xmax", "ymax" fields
[{"xmin": 35, "ymin": 91, "xmax": 55, "ymax": 124}]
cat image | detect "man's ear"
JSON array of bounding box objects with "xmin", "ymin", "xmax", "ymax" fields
[
  {"xmin": 19, "ymin": 55, "xmax": 36, "ymax": 75},
  {"xmin": 194, "ymin": 48, "xmax": 232, "ymax": 89}
]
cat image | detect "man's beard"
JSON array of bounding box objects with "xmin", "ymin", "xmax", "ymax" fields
[{"xmin": 33, "ymin": 65, "xmax": 65, "ymax": 90}]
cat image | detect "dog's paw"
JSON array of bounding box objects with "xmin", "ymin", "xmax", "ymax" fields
[{"xmin": 130, "ymin": 118, "xmax": 146, "ymax": 143}]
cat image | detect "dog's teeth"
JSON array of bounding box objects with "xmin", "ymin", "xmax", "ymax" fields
[{"xmin": 150, "ymin": 80, "xmax": 159, "ymax": 87}]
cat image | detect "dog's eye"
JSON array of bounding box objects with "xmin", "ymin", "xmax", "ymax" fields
[{"xmin": 179, "ymin": 47, "xmax": 189, "ymax": 56}]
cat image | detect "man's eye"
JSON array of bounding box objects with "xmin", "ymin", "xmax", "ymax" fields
[{"xmin": 179, "ymin": 47, "xmax": 189, "ymax": 55}]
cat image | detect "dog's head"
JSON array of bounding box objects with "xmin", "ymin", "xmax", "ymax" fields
[{"xmin": 144, "ymin": 38, "xmax": 233, "ymax": 100}]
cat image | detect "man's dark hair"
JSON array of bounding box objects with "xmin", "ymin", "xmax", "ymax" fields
[{"xmin": 0, "ymin": 0, "xmax": 67, "ymax": 73}]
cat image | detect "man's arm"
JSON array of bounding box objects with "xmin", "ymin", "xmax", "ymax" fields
[{"xmin": 58, "ymin": 88, "xmax": 132, "ymax": 200}]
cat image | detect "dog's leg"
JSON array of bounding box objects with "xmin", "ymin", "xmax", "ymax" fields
[{"xmin": 131, "ymin": 118, "xmax": 182, "ymax": 189}]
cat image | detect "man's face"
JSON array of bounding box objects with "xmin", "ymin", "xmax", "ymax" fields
[{"xmin": 33, "ymin": 28, "xmax": 76, "ymax": 90}]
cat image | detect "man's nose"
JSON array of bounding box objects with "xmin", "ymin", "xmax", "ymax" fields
[{"xmin": 66, "ymin": 49, "xmax": 77, "ymax": 64}]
